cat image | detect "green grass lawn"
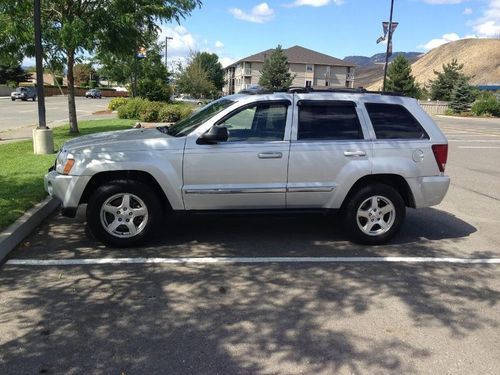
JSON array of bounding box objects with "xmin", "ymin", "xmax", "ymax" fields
[{"xmin": 0, "ymin": 119, "xmax": 135, "ymax": 231}]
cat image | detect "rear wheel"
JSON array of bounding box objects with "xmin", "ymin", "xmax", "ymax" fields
[
  {"xmin": 87, "ymin": 180, "xmax": 162, "ymax": 247},
  {"xmin": 11, "ymin": 98, "xmax": 15, "ymax": 101},
  {"xmin": 32, "ymin": 96, "xmax": 37, "ymax": 101},
  {"xmin": 343, "ymin": 184, "xmax": 405, "ymax": 245}
]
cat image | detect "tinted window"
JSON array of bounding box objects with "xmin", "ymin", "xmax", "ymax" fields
[
  {"xmin": 365, "ymin": 103, "xmax": 429, "ymax": 139},
  {"xmin": 297, "ymin": 101, "xmax": 363, "ymax": 141},
  {"xmin": 218, "ymin": 102, "xmax": 288, "ymax": 142}
]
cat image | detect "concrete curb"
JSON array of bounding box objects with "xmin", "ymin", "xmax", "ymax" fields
[{"xmin": 0, "ymin": 197, "xmax": 60, "ymax": 263}]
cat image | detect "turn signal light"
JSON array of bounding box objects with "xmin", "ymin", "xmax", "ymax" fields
[
  {"xmin": 432, "ymin": 144, "xmax": 448, "ymax": 173},
  {"xmin": 63, "ymin": 159, "xmax": 75, "ymax": 175}
]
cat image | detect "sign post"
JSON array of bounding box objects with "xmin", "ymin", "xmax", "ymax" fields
[{"xmin": 382, "ymin": 0, "xmax": 395, "ymax": 92}]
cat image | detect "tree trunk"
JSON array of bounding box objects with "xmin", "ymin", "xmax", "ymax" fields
[{"xmin": 66, "ymin": 49, "xmax": 79, "ymax": 134}]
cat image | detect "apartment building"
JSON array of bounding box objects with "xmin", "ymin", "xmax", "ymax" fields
[{"xmin": 224, "ymin": 45, "xmax": 356, "ymax": 95}]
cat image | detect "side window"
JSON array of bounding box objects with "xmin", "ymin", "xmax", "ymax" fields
[
  {"xmin": 365, "ymin": 103, "xmax": 429, "ymax": 139},
  {"xmin": 297, "ymin": 102, "xmax": 363, "ymax": 141},
  {"xmin": 217, "ymin": 102, "xmax": 288, "ymax": 142}
]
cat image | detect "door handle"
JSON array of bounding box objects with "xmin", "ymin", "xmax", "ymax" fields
[
  {"xmin": 344, "ymin": 150, "xmax": 366, "ymax": 157},
  {"xmin": 258, "ymin": 152, "xmax": 283, "ymax": 159}
]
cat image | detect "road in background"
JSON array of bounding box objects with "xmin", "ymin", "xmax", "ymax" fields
[
  {"xmin": 0, "ymin": 116, "xmax": 499, "ymax": 374},
  {"xmin": 0, "ymin": 96, "xmax": 112, "ymax": 131}
]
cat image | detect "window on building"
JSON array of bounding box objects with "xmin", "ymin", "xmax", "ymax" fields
[
  {"xmin": 305, "ymin": 80, "xmax": 312, "ymax": 88},
  {"xmin": 297, "ymin": 101, "xmax": 363, "ymax": 141},
  {"xmin": 365, "ymin": 103, "xmax": 429, "ymax": 139},
  {"xmin": 325, "ymin": 81, "xmax": 329, "ymax": 87},
  {"xmin": 306, "ymin": 64, "xmax": 313, "ymax": 72}
]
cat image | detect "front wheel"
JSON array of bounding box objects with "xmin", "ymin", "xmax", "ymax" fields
[
  {"xmin": 343, "ymin": 184, "xmax": 405, "ymax": 245},
  {"xmin": 86, "ymin": 180, "xmax": 162, "ymax": 247}
]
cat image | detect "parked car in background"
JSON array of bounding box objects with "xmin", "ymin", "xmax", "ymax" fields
[
  {"xmin": 45, "ymin": 88, "xmax": 450, "ymax": 247},
  {"xmin": 174, "ymin": 95, "xmax": 205, "ymax": 106},
  {"xmin": 85, "ymin": 89, "xmax": 102, "ymax": 99},
  {"xmin": 11, "ymin": 87, "xmax": 37, "ymax": 101}
]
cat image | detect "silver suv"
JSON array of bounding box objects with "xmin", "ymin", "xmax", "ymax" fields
[{"xmin": 45, "ymin": 88, "xmax": 450, "ymax": 247}]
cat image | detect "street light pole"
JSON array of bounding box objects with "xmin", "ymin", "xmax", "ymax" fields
[
  {"xmin": 165, "ymin": 36, "xmax": 173, "ymax": 68},
  {"xmin": 382, "ymin": 0, "xmax": 395, "ymax": 92},
  {"xmin": 32, "ymin": 0, "xmax": 54, "ymax": 154},
  {"xmin": 34, "ymin": 0, "xmax": 46, "ymax": 129}
]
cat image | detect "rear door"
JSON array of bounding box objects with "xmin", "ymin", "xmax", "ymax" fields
[{"xmin": 287, "ymin": 97, "xmax": 372, "ymax": 208}]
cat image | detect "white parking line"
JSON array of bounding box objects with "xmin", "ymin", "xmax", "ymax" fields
[
  {"xmin": 5, "ymin": 256, "xmax": 500, "ymax": 266},
  {"xmin": 449, "ymin": 139, "xmax": 500, "ymax": 142},
  {"xmin": 458, "ymin": 146, "xmax": 500, "ymax": 149}
]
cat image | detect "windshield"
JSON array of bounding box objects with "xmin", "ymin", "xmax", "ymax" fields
[
  {"xmin": 15, "ymin": 88, "xmax": 26, "ymax": 92},
  {"xmin": 162, "ymin": 98, "xmax": 235, "ymax": 137}
]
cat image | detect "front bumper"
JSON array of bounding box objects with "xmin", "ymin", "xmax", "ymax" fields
[{"xmin": 44, "ymin": 170, "xmax": 91, "ymax": 217}]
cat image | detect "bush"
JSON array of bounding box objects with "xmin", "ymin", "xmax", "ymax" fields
[
  {"xmin": 471, "ymin": 95, "xmax": 500, "ymax": 117},
  {"xmin": 138, "ymin": 101, "xmax": 163, "ymax": 122},
  {"xmin": 108, "ymin": 97, "xmax": 129, "ymax": 111},
  {"xmin": 137, "ymin": 78, "xmax": 173, "ymax": 102},
  {"xmin": 117, "ymin": 98, "xmax": 149, "ymax": 120},
  {"xmin": 118, "ymin": 99, "xmax": 194, "ymax": 123}
]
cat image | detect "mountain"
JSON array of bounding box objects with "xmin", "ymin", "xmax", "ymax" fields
[
  {"xmin": 344, "ymin": 52, "xmax": 422, "ymax": 66},
  {"xmin": 344, "ymin": 52, "xmax": 423, "ymax": 88},
  {"xmin": 366, "ymin": 38, "xmax": 500, "ymax": 91}
]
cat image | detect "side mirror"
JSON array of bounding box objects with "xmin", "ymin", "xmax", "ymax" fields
[{"xmin": 197, "ymin": 126, "xmax": 228, "ymax": 144}]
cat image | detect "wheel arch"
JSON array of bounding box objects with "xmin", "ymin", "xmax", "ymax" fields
[
  {"xmin": 341, "ymin": 174, "xmax": 416, "ymax": 210},
  {"xmin": 79, "ymin": 170, "xmax": 172, "ymax": 214}
]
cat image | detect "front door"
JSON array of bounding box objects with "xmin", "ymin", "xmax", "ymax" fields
[{"xmin": 183, "ymin": 100, "xmax": 292, "ymax": 210}]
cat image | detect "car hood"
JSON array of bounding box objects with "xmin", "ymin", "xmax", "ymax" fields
[{"xmin": 62, "ymin": 128, "xmax": 185, "ymax": 154}]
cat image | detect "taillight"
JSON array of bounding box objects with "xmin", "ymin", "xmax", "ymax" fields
[{"xmin": 432, "ymin": 144, "xmax": 448, "ymax": 173}]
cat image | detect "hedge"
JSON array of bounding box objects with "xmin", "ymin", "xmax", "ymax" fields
[{"xmin": 117, "ymin": 98, "xmax": 194, "ymax": 123}]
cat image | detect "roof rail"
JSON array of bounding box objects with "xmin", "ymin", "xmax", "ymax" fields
[{"xmin": 287, "ymin": 87, "xmax": 406, "ymax": 97}]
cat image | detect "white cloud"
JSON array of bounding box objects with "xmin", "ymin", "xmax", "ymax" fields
[
  {"xmin": 289, "ymin": 0, "xmax": 343, "ymax": 6},
  {"xmin": 422, "ymin": 0, "xmax": 465, "ymax": 4},
  {"xmin": 220, "ymin": 56, "xmax": 237, "ymax": 68},
  {"xmin": 229, "ymin": 3, "xmax": 274, "ymax": 23},
  {"xmin": 472, "ymin": 0, "xmax": 500, "ymax": 37},
  {"xmin": 418, "ymin": 32, "xmax": 461, "ymax": 50},
  {"xmin": 463, "ymin": 7, "xmax": 473, "ymax": 15},
  {"xmin": 159, "ymin": 25, "xmax": 197, "ymax": 59},
  {"xmin": 215, "ymin": 41, "xmax": 224, "ymax": 49}
]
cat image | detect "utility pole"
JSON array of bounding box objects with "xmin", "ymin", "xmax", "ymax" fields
[
  {"xmin": 165, "ymin": 36, "xmax": 173, "ymax": 68},
  {"xmin": 382, "ymin": 0, "xmax": 395, "ymax": 92},
  {"xmin": 32, "ymin": 0, "xmax": 54, "ymax": 154}
]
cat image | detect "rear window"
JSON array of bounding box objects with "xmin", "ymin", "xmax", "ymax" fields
[
  {"xmin": 297, "ymin": 101, "xmax": 363, "ymax": 141},
  {"xmin": 365, "ymin": 103, "xmax": 429, "ymax": 140}
]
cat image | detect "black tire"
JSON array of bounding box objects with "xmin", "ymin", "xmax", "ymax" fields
[
  {"xmin": 32, "ymin": 96, "xmax": 36, "ymax": 101},
  {"xmin": 343, "ymin": 183, "xmax": 405, "ymax": 245},
  {"xmin": 11, "ymin": 98, "xmax": 15, "ymax": 101},
  {"xmin": 86, "ymin": 180, "xmax": 162, "ymax": 247}
]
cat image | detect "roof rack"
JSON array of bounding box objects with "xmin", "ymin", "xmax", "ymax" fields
[{"xmin": 287, "ymin": 87, "xmax": 405, "ymax": 97}]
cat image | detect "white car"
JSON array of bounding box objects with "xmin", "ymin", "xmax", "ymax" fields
[
  {"xmin": 174, "ymin": 95, "xmax": 205, "ymax": 105},
  {"xmin": 45, "ymin": 88, "xmax": 450, "ymax": 247}
]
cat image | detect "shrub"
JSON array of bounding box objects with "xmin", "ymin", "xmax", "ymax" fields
[
  {"xmin": 117, "ymin": 98, "xmax": 149, "ymax": 120},
  {"xmin": 138, "ymin": 101, "xmax": 163, "ymax": 122},
  {"xmin": 471, "ymin": 95, "xmax": 500, "ymax": 117},
  {"xmin": 109, "ymin": 97, "xmax": 129, "ymax": 111},
  {"xmin": 137, "ymin": 78, "xmax": 173, "ymax": 102},
  {"xmin": 118, "ymin": 99, "xmax": 194, "ymax": 123}
]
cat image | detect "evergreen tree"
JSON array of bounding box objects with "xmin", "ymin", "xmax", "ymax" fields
[
  {"xmin": 430, "ymin": 59, "xmax": 467, "ymax": 101},
  {"xmin": 258, "ymin": 45, "xmax": 294, "ymax": 91},
  {"xmin": 0, "ymin": 64, "xmax": 31, "ymax": 85},
  {"xmin": 449, "ymin": 77, "xmax": 476, "ymax": 114},
  {"xmin": 385, "ymin": 54, "xmax": 420, "ymax": 97}
]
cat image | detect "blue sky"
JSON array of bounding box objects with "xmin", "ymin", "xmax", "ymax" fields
[{"xmin": 161, "ymin": 0, "xmax": 500, "ymax": 67}]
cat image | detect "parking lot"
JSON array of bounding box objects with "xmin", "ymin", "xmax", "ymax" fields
[
  {"xmin": 0, "ymin": 96, "xmax": 112, "ymax": 141},
  {"xmin": 1, "ymin": 116, "xmax": 499, "ymax": 374}
]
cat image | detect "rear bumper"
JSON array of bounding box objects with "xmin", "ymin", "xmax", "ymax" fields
[
  {"xmin": 408, "ymin": 175, "xmax": 450, "ymax": 208},
  {"xmin": 44, "ymin": 171, "xmax": 91, "ymax": 217}
]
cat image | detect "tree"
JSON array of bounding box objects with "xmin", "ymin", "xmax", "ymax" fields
[
  {"xmin": 385, "ymin": 55, "xmax": 420, "ymax": 98},
  {"xmin": 449, "ymin": 77, "xmax": 476, "ymax": 114},
  {"xmin": 259, "ymin": 45, "xmax": 294, "ymax": 91},
  {"xmin": 74, "ymin": 63, "xmax": 98, "ymax": 87},
  {"xmin": 136, "ymin": 47, "xmax": 172, "ymax": 102},
  {"xmin": 0, "ymin": 64, "xmax": 31, "ymax": 85},
  {"xmin": 176, "ymin": 59, "xmax": 216, "ymax": 98},
  {"xmin": 0, "ymin": 0, "xmax": 202, "ymax": 134},
  {"xmin": 194, "ymin": 52, "xmax": 224, "ymax": 91},
  {"xmin": 430, "ymin": 59, "xmax": 468, "ymax": 101}
]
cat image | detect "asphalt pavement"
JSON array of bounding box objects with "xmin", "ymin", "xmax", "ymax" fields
[
  {"xmin": 0, "ymin": 96, "xmax": 113, "ymax": 142},
  {"xmin": 1, "ymin": 116, "xmax": 499, "ymax": 374}
]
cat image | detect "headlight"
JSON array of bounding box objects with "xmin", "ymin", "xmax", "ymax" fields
[{"xmin": 55, "ymin": 150, "xmax": 75, "ymax": 174}]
